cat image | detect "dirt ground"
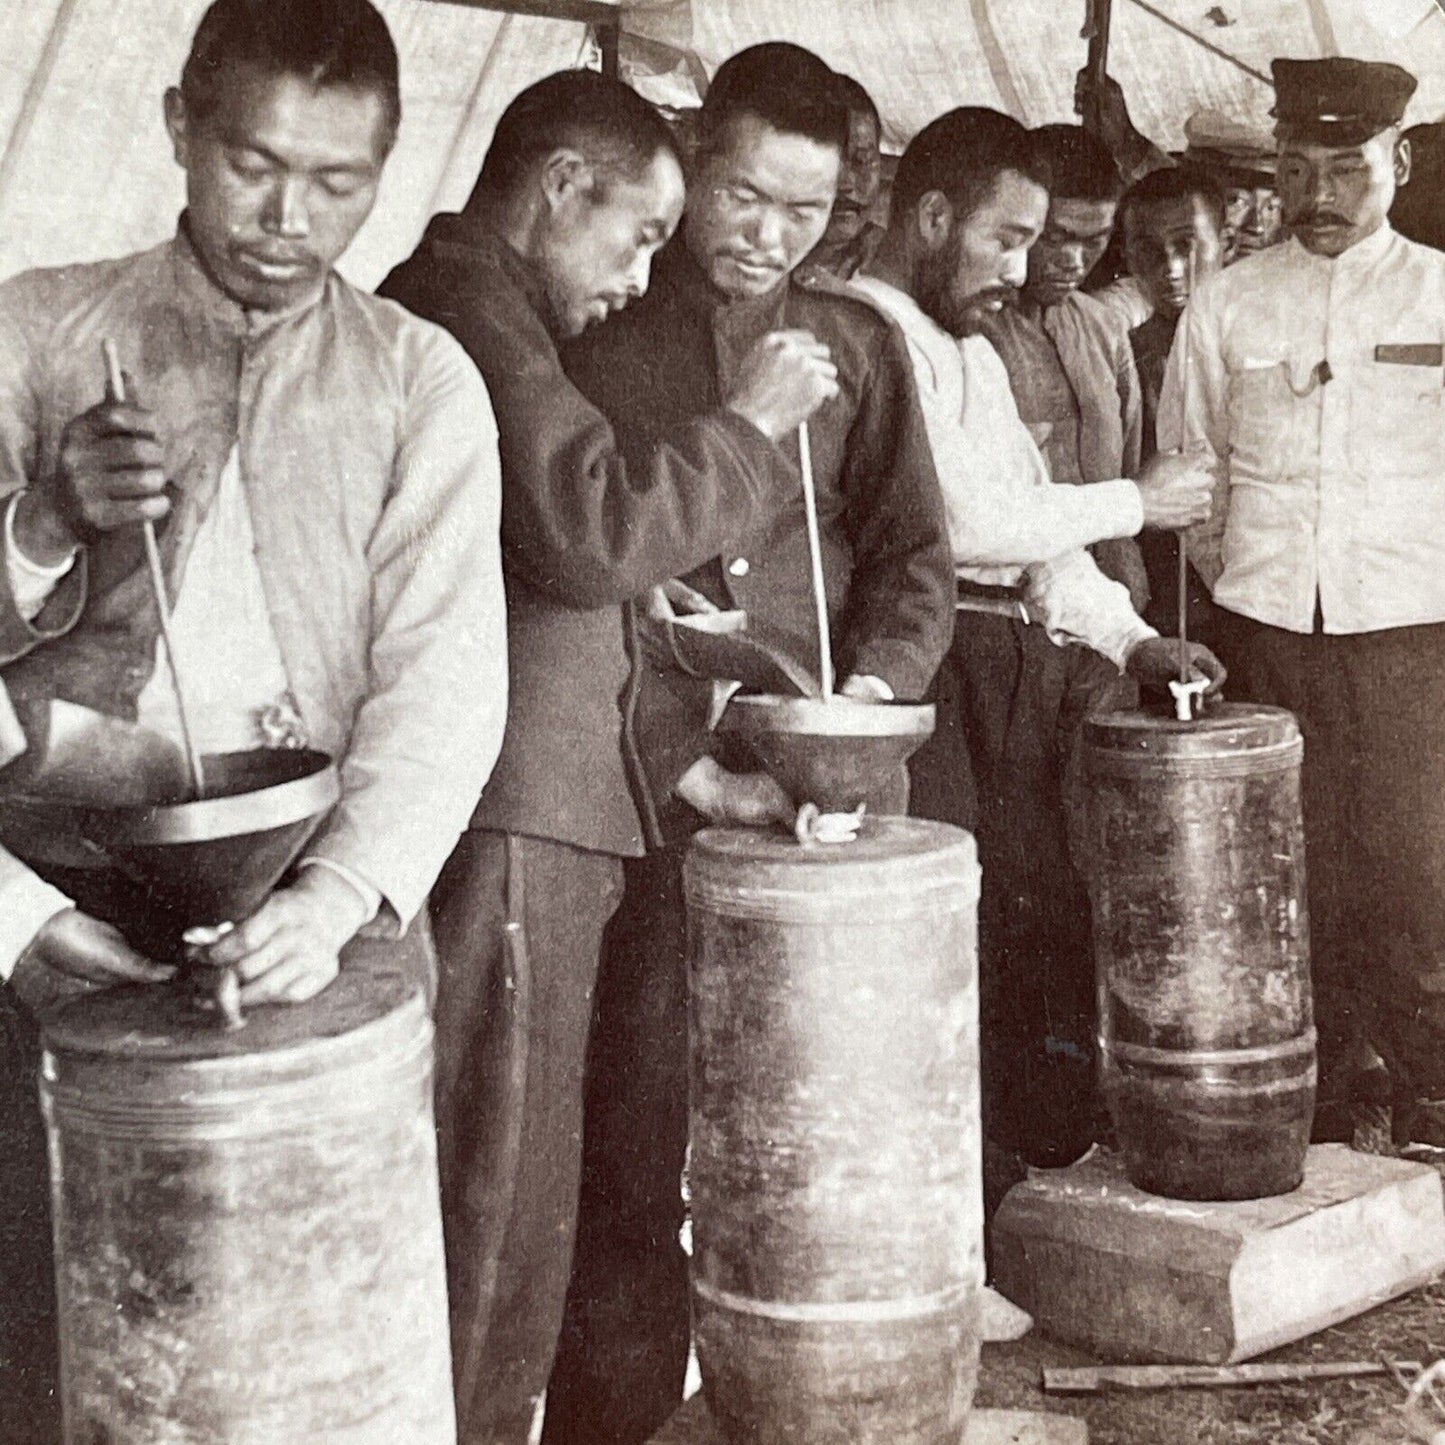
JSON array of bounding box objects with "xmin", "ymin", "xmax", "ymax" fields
[{"xmin": 976, "ymin": 1275, "xmax": 1445, "ymax": 1445}]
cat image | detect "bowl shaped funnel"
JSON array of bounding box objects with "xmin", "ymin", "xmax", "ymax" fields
[
  {"xmin": 721, "ymin": 695, "xmax": 935, "ymax": 812},
  {"xmin": 0, "ymin": 749, "xmax": 338, "ymax": 960}
]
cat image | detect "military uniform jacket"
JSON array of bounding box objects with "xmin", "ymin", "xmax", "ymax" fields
[
  {"xmin": 563, "ymin": 240, "xmax": 955, "ymax": 843},
  {"xmin": 381, "ymin": 215, "xmax": 787, "ymax": 856}
]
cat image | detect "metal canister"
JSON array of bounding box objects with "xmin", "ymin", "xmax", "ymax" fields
[
  {"xmin": 1084, "ymin": 703, "xmax": 1314, "ymax": 1201},
  {"xmin": 685, "ymin": 817, "xmax": 981, "ymax": 1445},
  {"xmin": 41, "ymin": 945, "xmax": 454, "ymax": 1443}
]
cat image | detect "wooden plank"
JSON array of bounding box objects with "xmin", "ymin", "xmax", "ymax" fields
[
  {"xmin": 1044, "ymin": 1361, "xmax": 1421, "ymax": 1394},
  {"xmin": 992, "ymin": 1145, "xmax": 1445, "ymax": 1365}
]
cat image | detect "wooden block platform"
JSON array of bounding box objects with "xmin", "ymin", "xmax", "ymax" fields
[
  {"xmin": 649, "ymin": 1396, "xmax": 1086, "ymax": 1444},
  {"xmin": 991, "ymin": 1143, "xmax": 1445, "ymax": 1365}
]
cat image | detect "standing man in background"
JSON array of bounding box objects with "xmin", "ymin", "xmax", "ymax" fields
[
  {"xmin": 1183, "ymin": 110, "xmax": 1285, "ymax": 263},
  {"xmin": 798, "ymin": 72, "xmax": 886, "ymax": 284},
  {"xmin": 1162, "ymin": 58, "xmax": 1445, "ymax": 1147},
  {"xmin": 1119, "ymin": 166, "xmax": 1228, "ymax": 640},
  {"xmin": 380, "ymin": 68, "xmax": 836, "ymax": 1445},
  {"xmin": 982, "ymin": 124, "xmax": 1150, "ymax": 612}
]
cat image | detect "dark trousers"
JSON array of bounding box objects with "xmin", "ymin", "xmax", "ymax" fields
[
  {"xmin": 543, "ymin": 759, "xmax": 913, "ymax": 1445},
  {"xmin": 0, "ymin": 984, "xmax": 61, "ymax": 1445},
  {"xmin": 0, "ymin": 923, "xmax": 436, "ymax": 1445},
  {"xmin": 1224, "ymin": 614, "xmax": 1445, "ymax": 1103},
  {"xmin": 429, "ymin": 830, "xmax": 624, "ymax": 1445},
  {"xmin": 908, "ymin": 614, "xmax": 1132, "ymax": 1169},
  {"xmin": 541, "ymin": 847, "xmax": 692, "ymax": 1445},
  {"xmin": 1138, "ymin": 529, "xmax": 1226, "ymax": 660}
]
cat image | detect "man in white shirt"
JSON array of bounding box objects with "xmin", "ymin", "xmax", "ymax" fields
[
  {"xmin": 1161, "ymin": 57, "xmax": 1445, "ymax": 1144},
  {"xmin": 852, "ymin": 106, "xmax": 1223, "ymax": 1176},
  {"xmin": 0, "ymin": 2, "xmax": 506, "ymax": 1431}
]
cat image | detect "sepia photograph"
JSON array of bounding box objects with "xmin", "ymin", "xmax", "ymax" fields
[{"xmin": 1, "ymin": 1, "xmax": 1445, "ymax": 1441}]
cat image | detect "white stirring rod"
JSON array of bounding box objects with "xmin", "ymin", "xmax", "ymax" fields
[
  {"xmin": 102, "ymin": 339, "xmax": 207, "ymax": 800},
  {"xmin": 797, "ymin": 422, "xmax": 835, "ymax": 699}
]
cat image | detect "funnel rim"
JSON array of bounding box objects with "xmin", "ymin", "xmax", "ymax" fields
[
  {"xmin": 85, "ymin": 754, "xmax": 340, "ymax": 845},
  {"xmin": 723, "ymin": 694, "xmax": 935, "ymax": 739}
]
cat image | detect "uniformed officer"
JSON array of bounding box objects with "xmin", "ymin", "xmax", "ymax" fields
[{"xmin": 1160, "ymin": 57, "xmax": 1445, "ymax": 1145}]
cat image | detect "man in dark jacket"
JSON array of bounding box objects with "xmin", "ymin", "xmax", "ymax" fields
[
  {"xmin": 541, "ymin": 45, "xmax": 955, "ymax": 1445},
  {"xmin": 379, "ymin": 69, "xmax": 837, "ymax": 1445}
]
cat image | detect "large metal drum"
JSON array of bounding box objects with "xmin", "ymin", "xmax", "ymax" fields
[
  {"xmin": 1084, "ymin": 704, "xmax": 1314, "ymax": 1201},
  {"xmin": 41, "ymin": 943, "xmax": 455, "ymax": 1443},
  {"xmin": 685, "ymin": 817, "xmax": 981, "ymax": 1445}
]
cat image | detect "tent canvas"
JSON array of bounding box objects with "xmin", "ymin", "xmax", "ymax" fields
[{"xmin": 1, "ymin": 0, "xmax": 1442, "ymax": 289}]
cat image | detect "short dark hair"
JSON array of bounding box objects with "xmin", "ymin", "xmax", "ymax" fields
[
  {"xmin": 181, "ymin": 0, "xmax": 401, "ymax": 145},
  {"xmin": 698, "ymin": 44, "xmax": 848, "ymax": 159},
  {"xmin": 1120, "ymin": 164, "xmax": 1227, "ymax": 236},
  {"xmin": 1033, "ymin": 123, "xmax": 1124, "ymax": 204},
  {"xmin": 473, "ymin": 69, "xmax": 679, "ymax": 203},
  {"xmin": 890, "ymin": 107, "xmax": 1049, "ymax": 227},
  {"xmin": 833, "ymin": 73, "xmax": 881, "ymax": 138}
]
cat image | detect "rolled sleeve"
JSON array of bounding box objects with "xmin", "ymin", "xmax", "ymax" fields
[
  {"xmin": 1024, "ymin": 548, "xmax": 1157, "ymax": 669},
  {"xmin": 949, "ymin": 469, "xmax": 1143, "ymax": 567},
  {"xmin": 305, "ymin": 334, "xmax": 507, "ymax": 930},
  {"xmin": 5, "ymin": 493, "xmax": 79, "ymax": 621}
]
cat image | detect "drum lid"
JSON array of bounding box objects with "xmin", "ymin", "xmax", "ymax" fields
[
  {"xmin": 40, "ymin": 960, "xmax": 422, "ymax": 1096},
  {"xmin": 686, "ymin": 816, "xmax": 979, "ymax": 920},
  {"xmin": 1083, "ymin": 702, "xmax": 1301, "ymax": 759}
]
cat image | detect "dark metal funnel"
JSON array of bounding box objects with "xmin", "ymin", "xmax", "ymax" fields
[
  {"xmin": 0, "ymin": 748, "xmax": 339, "ymax": 960},
  {"xmin": 721, "ymin": 695, "xmax": 935, "ymax": 813}
]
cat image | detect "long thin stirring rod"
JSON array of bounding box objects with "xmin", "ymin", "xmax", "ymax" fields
[
  {"xmin": 797, "ymin": 422, "xmax": 834, "ymax": 699},
  {"xmin": 102, "ymin": 339, "xmax": 206, "ymax": 800},
  {"xmin": 1177, "ymin": 244, "xmax": 1198, "ymax": 694}
]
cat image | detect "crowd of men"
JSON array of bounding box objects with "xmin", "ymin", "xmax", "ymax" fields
[{"xmin": 0, "ymin": 1, "xmax": 1441, "ymax": 1442}]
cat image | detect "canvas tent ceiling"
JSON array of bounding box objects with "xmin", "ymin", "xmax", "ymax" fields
[{"xmin": 2, "ymin": 0, "xmax": 1443, "ymax": 290}]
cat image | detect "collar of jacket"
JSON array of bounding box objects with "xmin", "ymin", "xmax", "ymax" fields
[
  {"xmin": 415, "ymin": 208, "xmax": 556, "ymax": 330},
  {"xmin": 1284, "ymin": 221, "xmax": 1398, "ymax": 273},
  {"xmin": 169, "ymin": 215, "xmax": 330, "ymax": 339},
  {"xmin": 652, "ymin": 235, "xmax": 792, "ymax": 333}
]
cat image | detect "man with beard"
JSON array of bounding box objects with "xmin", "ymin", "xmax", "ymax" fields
[
  {"xmin": 0, "ymin": 1, "xmax": 506, "ymax": 1433},
  {"xmin": 981, "ymin": 124, "xmax": 1150, "ymax": 612},
  {"xmin": 541, "ymin": 43, "xmax": 953, "ymax": 1445},
  {"xmin": 797, "ymin": 72, "xmax": 885, "ymax": 284},
  {"xmin": 378, "ymin": 69, "xmax": 838, "ymax": 1445},
  {"xmin": 1119, "ymin": 166, "xmax": 1229, "ymax": 639},
  {"xmin": 852, "ymin": 107, "xmax": 1222, "ymax": 1182},
  {"xmin": 1162, "ymin": 58, "xmax": 1445, "ymax": 1148}
]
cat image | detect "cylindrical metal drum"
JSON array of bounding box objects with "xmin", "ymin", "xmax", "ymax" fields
[
  {"xmin": 41, "ymin": 949, "xmax": 455, "ymax": 1444},
  {"xmin": 1084, "ymin": 704, "xmax": 1314, "ymax": 1201},
  {"xmin": 685, "ymin": 817, "xmax": 981, "ymax": 1445}
]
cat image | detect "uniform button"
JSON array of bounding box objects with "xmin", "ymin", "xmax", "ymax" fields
[{"xmin": 728, "ymin": 557, "xmax": 750, "ymax": 578}]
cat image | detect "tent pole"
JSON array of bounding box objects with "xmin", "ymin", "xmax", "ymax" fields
[
  {"xmin": 0, "ymin": 0, "xmax": 82, "ymax": 219},
  {"xmin": 1083, "ymin": 0, "xmax": 1114, "ymax": 94},
  {"xmin": 599, "ymin": 20, "xmax": 620, "ymax": 78}
]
